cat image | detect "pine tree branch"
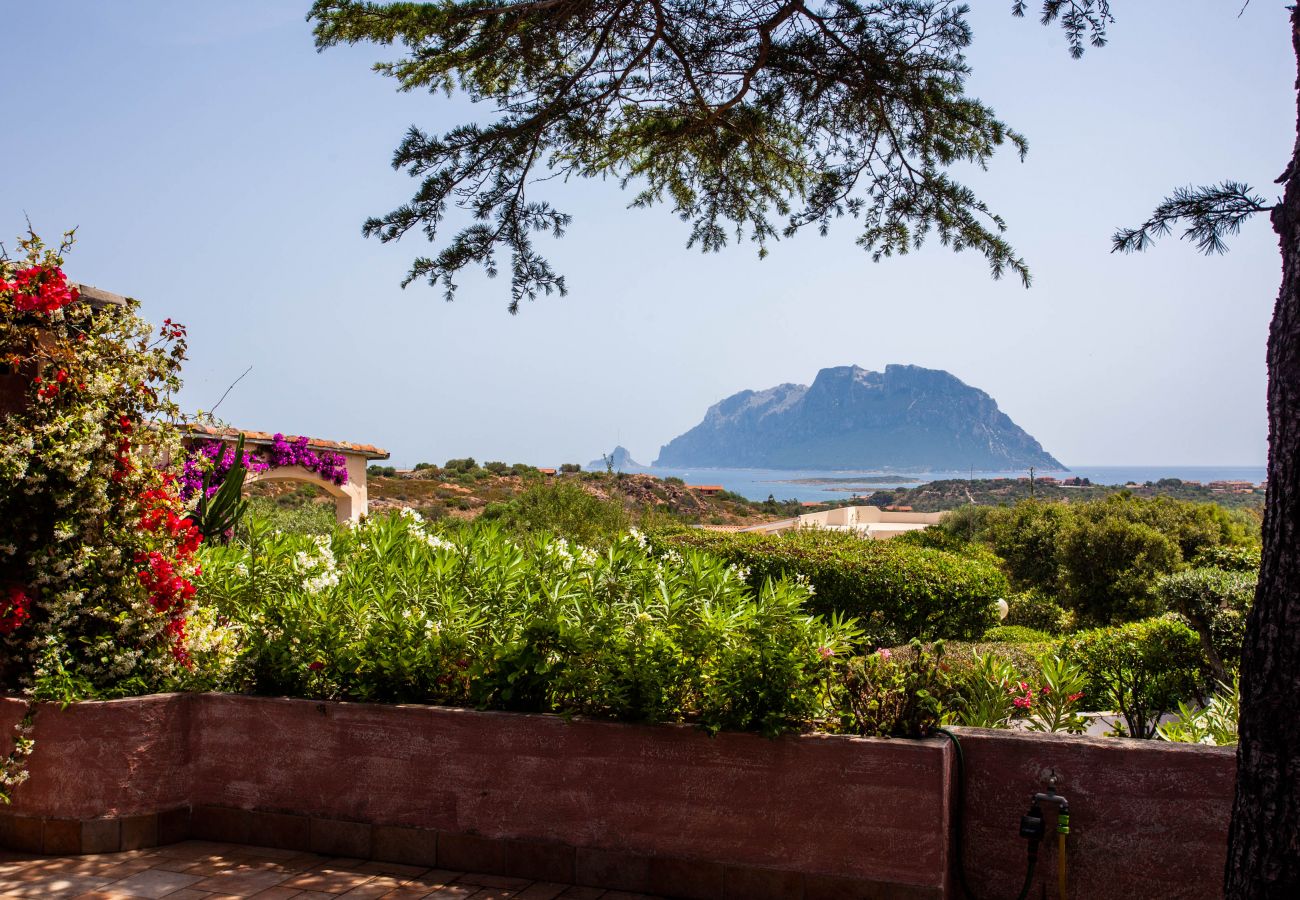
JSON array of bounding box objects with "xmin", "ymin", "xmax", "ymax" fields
[{"xmin": 1111, "ymin": 182, "xmax": 1273, "ymax": 255}]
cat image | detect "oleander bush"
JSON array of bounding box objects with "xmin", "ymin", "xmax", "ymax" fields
[
  {"xmin": 479, "ymin": 480, "xmax": 631, "ymax": 547},
  {"xmin": 653, "ymin": 528, "xmax": 1008, "ymax": 646},
  {"xmin": 197, "ymin": 513, "xmax": 861, "ymax": 735}
]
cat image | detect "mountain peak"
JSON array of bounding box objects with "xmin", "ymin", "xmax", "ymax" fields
[{"xmin": 654, "ymin": 364, "xmax": 1063, "ymax": 471}]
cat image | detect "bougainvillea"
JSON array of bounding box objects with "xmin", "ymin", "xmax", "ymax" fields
[
  {"xmin": 180, "ymin": 433, "xmax": 348, "ymax": 501},
  {"xmin": 0, "ymin": 230, "xmax": 204, "ymax": 698}
]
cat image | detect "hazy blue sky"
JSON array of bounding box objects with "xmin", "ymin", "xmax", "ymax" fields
[{"xmin": 1, "ymin": 1, "xmax": 1289, "ymax": 468}]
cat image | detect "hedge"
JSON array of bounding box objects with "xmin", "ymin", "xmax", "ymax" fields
[{"xmin": 656, "ymin": 528, "xmax": 1008, "ymax": 645}]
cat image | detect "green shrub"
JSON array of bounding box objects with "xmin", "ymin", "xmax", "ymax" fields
[
  {"xmin": 367, "ymin": 465, "xmax": 397, "ymax": 477},
  {"xmin": 838, "ymin": 641, "xmax": 950, "ymax": 737},
  {"xmin": 243, "ymin": 496, "xmax": 335, "ymax": 536},
  {"xmin": 1060, "ymin": 616, "xmax": 1206, "ymax": 737},
  {"xmin": 1004, "ymin": 590, "xmax": 1071, "ymax": 634},
  {"xmin": 1057, "ymin": 514, "xmax": 1179, "ymax": 625},
  {"xmin": 480, "ymin": 481, "xmax": 630, "ymax": 546},
  {"xmin": 197, "ymin": 514, "xmax": 858, "ymax": 736},
  {"xmin": 979, "ymin": 495, "xmax": 1259, "ymax": 627},
  {"xmin": 1192, "ymin": 546, "xmax": 1261, "ymax": 573},
  {"xmin": 939, "ymin": 641, "xmax": 1054, "ymax": 697},
  {"xmin": 444, "ymin": 457, "xmax": 477, "ymax": 473},
  {"xmin": 483, "ymin": 461, "xmax": 510, "ymax": 475},
  {"xmin": 949, "ymin": 651, "xmax": 1018, "ymax": 729},
  {"xmin": 982, "ymin": 625, "xmax": 1052, "ymax": 644},
  {"xmin": 980, "ymin": 501, "xmax": 1072, "ymax": 593},
  {"xmin": 1158, "ymin": 677, "xmax": 1239, "ymax": 746},
  {"xmin": 1156, "ymin": 567, "xmax": 1255, "ymax": 682},
  {"xmin": 656, "ymin": 528, "xmax": 1008, "ymax": 646}
]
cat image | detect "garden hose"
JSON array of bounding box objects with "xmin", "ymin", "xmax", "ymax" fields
[
  {"xmin": 931, "ymin": 727, "xmax": 980, "ymax": 900},
  {"xmin": 1057, "ymin": 812, "xmax": 1070, "ymax": 900},
  {"xmin": 932, "ymin": 727, "xmax": 1069, "ymax": 900}
]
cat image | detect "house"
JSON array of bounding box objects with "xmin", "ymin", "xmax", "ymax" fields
[
  {"xmin": 536, "ymin": 467, "xmax": 557, "ymax": 476},
  {"xmin": 1208, "ymin": 480, "xmax": 1255, "ymax": 493},
  {"xmin": 689, "ymin": 485, "xmax": 725, "ymax": 495},
  {"xmin": 741, "ymin": 505, "xmax": 942, "ymax": 541}
]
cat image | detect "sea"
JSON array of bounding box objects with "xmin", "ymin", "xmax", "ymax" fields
[{"xmin": 621, "ymin": 465, "xmax": 1269, "ymax": 503}]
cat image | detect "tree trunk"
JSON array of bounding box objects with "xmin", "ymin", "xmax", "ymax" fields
[{"xmin": 1224, "ymin": 8, "xmax": 1300, "ymax": 896}]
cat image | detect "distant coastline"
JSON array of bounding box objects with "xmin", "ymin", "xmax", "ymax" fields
[{"xmin": 626, "ymin": 464, "xmax": 1268, "ymax": 503}]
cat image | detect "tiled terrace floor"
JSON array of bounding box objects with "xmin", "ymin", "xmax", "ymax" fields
[{"xmin": 0, "ymin": 841, "xmax": 668, "ymax": 899}]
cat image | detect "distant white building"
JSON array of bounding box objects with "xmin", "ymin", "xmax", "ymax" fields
[{"xmin": 741, "ymin": 505, "xmax": 943, "ymax": 541}]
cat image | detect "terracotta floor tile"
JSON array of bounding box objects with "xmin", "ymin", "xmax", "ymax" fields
[
  {"xmin": 282, "ymin": 865, "xmax": 378, "ymax": 893},
  {"xmin": 189, "ymin": 866, "xmax": 294, "ymax": 896},
  {"xmin": 341, "ymin": 876, "xmax": 415, "ymax": 898},
  {"xmin": 513, "ymin": 884, "xmax": 569, "ymax": 900},
  {"xmin": 96, "ymin": 867, "xmax": 204, "ymax": 898},
  {"xmin": 400, "ymin": 870, "xmax": 461, "ymax": 890},
  {"xmin": 356, "ymin": 860, "xmax": 431, "ymax": 879},
  {"xmin": 4, "ymin": 872, "xmax": 115, "ymax": 898},
  {"xmin": 421, "ymin": 887, "xmax": 480, "ymax": 899},
  {"xmin": 458, "ymin": 874, "xmax": 530, "ymax": 889},
  {"xmin": 245, "ymin": 887, "xmax": 304, "ymax": 900}
]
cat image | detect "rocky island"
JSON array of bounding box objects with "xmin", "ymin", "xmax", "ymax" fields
[{"xmin": 654, "ymin": 364, "xmax": 1063, "ymax": 471}]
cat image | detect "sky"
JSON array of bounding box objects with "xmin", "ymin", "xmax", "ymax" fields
[{"xmin": 1, "ymin": 1, "xmax": 1290, "ymax": 469}]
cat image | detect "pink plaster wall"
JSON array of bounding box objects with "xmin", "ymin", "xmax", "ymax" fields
[
  {"xmin": 193, "ymin": 695, "xmax": 951, "ymax": 890},
  {"xmin": 0, "ymin": 694, "xmax": 193, "ymax": 819},
  {"xmin": 0, "ymin": 695, "xmax": 1239, "ymax": 898},
  {"xmin": 951, "ymin": 726, "xmax": 1235, "ymax": 900}
]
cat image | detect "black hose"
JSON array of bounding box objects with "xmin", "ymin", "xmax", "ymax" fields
[
  {"xmin": 934, "ymin": 726, "xmax": 1041, "ymax": 900},
  {"xmin": 1014, "ymin": 848, "xmax": 1039, "ymax": 900},
  {"xmin": 932, "ymin": 726, "xmax": 979, "ymax": 900}
]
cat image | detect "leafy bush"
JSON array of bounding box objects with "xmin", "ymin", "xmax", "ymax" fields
[
  {"xmin": 243, "ymin": 495, "xmax": 335, "ymax": 536},
  {"xmin": 444, "ymin": 457, "xmax": 478, "ymax": 472},
  {"xmin": 1158, "ymin": 677, "xmax": 1239, "ymax": 746},
  {"xmin": 1192, "ymin": 545, "xmax": 1261, "ymax": 573},
  {"xmin": 979, "ymin": 501, "xmax": 1072, "ymax": 593},
  {"xmin": 950, "ymin": 651, "xmax": 1018, "ymax": 729},
  {"xmin": 838, "ymin": 642, "xmax": 950, "ymax": 738},
  {"xmin": 1004, "ymin": 590, "xmax": 1071, "ymax": 634},
  {"xmin": 1057, "ymin": 514, "xmax": 1179, "ymax": 625},
  {"xmin": 982, "ymin": 625, "xmax": 1053, "ymax": 644},
  {"xmin": 1156, "ymin": 567, "xmax": 1255, "ymax": 682},
  {"xmin": 1061, "ymin": 616, "xmax": 1206, "ymax": 738},
  {"xmin": 977, "ymin": 495, "xmax": 1259, "ymax": 627},
  {"xmin": 941, "ymin": 640, "xmax": 1053, "ymax": 703},
  {"xmin": 368, "ymin": 465, "xmax": 398, "ymax": 477},
  {"xmin": 559, "ymin": 462, "xmax": 581, "ymax": 473},
  {"xmin": 197, "ymin": 513, "xmax": 859, "ymax": 736},
  {"xmin": 656, "ymin": 528, "xmax": 1008, "ymax": 646},
  {"xmin": 480, "ymin": 480, "xmax": 630, "ymax": 546}
]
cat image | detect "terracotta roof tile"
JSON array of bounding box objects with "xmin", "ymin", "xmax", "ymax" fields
[{"xmin": 183, "ymin": 424, "xmax": 390, "ymax": 460}]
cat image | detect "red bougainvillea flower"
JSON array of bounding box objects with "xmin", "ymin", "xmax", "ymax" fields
[
  {"xmin": 0, "ymin": 586, "xmax": 32, "ymax": 635},
  {"xmin": 308, "ymin": 661, "xmax": 325, "ymax": 672},
  {"xmin": 6, "ymin": 265, "xmax": 79, "ymax": 314},
  {"xmin": 1067, "ymin": 692, "xmax": 1084, "ymax": 703}
]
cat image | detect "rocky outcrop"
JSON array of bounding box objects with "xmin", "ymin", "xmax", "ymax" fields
[{"xmin": 587, "ymin": 445, "xmax": 643, "ymax": 471}]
